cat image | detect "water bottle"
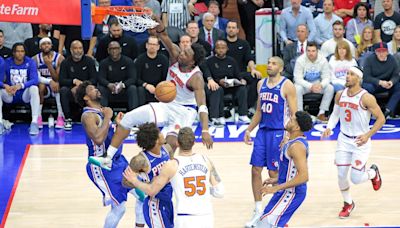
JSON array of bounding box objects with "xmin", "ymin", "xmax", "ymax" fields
[{"xmin": 48, "ymin": 115, "xmax": 55, "ymax": 128}]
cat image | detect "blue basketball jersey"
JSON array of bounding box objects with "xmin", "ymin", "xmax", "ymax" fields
[
  {"xmin": 279, "ymin": 137, "xmax": 309, "ymax": 193},
  {"xmin": 141, "ymin": 147, "xmax": 173, "ymax": 201},
  {"xmin": 259, "ymin": 77, "xmax": 289, "ymax": 130},
  {"xmin": 36, "ymin": 52, "xmax": 60, "ymax": 78},
  {"xmin": 5, "ymin": 56, "xmax": 38, "ymax": 88},
  {"xmin": 83, "ymin": 107, "xmax": 123, "ymax": 158}
]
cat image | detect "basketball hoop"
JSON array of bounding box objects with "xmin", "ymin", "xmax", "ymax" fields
[{"xmin": 92, "ymin": 6, "xmax": 158, "ymax": 33}]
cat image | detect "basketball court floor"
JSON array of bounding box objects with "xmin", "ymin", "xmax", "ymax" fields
[{"xmin": 1, "ymin": 120, "xmax": 400, "ymax": 228}]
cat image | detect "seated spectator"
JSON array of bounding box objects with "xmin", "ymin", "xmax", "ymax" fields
[
  {"xmin": 199, "ymin": 12, "xmax": 225, "ymax": 49},
  {"xmin": 362, "ymin": 42, "xmax": 400, "ymax": 118},
  {"xmin": 186, "ymin": 20, "xmax": 212, "ymax": 57},
  {"xmin": 98, "ymin": 41, "xmax": 138, "ymax": 111},
  {"xmin": 33, "ymin": 38, "xmax": 65, "ymax": 129},
  {"xmin": 387, "ymin": 25, "xmax": 400, "ymax": 54},
  {"xmin": 199, "ymin": 1, "xmax": 229, "ymax": 35},
  {"xmin": 59, "ymin": 40, "xmax": 97, "ymax": 130},
  {"xmin": 283, "ymin": 24, "xmax": 308, "ymax": 81},
  {"xmin": 320, "ymin": 20, "xmax": 356, "ymax": 57},
  {"xmin": 0, "ymin": 43, "xmax": 40, "ymax": 135},
  {"xmin": 0, "ymin": 30, "xmax": 11, "ymax": 59},
  {"xmin": 135, "ymin": 36, "xmax": 168, "ymax": 105},
  {"xmin": 280, "ymin": 0, "xmax": 316, "ymax": 45},
  {"xmin": 302, "ymin": 0, "xmax": 324, "ymax": 18},
  {"xmin": 314, "ymin": 0, "xmax": 342, "ymax": 46},
  {"xmin": 374, "ymin": 0, "xmax": 399, "ymax": 17},
  {"xmin": 294, "ymin": 41, "xmax": 334, "ymax": 121},
  {"xmin": 0, "ymin": 23, "xmax": 33, "ymax": 49},
  {"xmin": 345, "ymin": 2, "xmax": 373, "ymax": 46},
  {"xmin": 333, "ymin": 0, "xmax": 359, "ymax": 25},
  {"xmin": 143, "ymin": 0, "xmax": 161, "ymax": 18},
  {"xmin": 356, "ymin": 26, "xmax": 376, "ymax": 61},
  {"xmin": 328, "ymin": 40, "xmax": 358, "ymax": 92},
  {"xmin": 206, "ymin": 40, "xmax": 250, "ymax": 124},
  {"xmin": 95, "ymin": 19, "xmax": 138, "ymax": 62},
  {"xmin": 225, "ymin": 20, "xmax": 261, "ymax": 111},
  {"xmin": 374, "ymin": 0, "xmax": 400, "ymax": 43},
  {"xmin": 24, "ymin": 24, "xmax": 59, "ymax": 57}
]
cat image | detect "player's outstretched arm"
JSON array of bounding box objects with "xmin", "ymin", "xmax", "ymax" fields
[
  {"xmin": 190, "ymin": 73, "xmax": 213, "ymax": 149},
  {"xmin": 207, "ymin": 156, "xmax": 224, "ymax": 198},
  {"xmin": 284, "ymin": 80, "xmax": 298, "ymax": 116},
  {"xmin": 123, "ymin": 160, "xmax": 178, "ymax": 197},
  {"xmin": 261, "ymin": 142, "xmax": 308, "ymax": 195},
  {"xmin": 81, "ymin": 108, "xmax": 112, "ymax": 146},
  {"xmin": 244, "ymin": 79, "xmax": 263, "ymax": 145},
  {"xmin": 322, "ymin": 91, "xmax": 342, "ymax": 139},
  {"xmin": 153, "ymin": 17, "xmax": 180, "ymax": 62}
]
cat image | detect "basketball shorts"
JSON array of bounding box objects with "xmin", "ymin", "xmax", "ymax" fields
[
  {"xmin": 149, "ymin": 102, "xmax": 197, "ymax": 136},
  {"xmin": 250, "ymin": 128, "xmax": 284, "ymax": 170},
  {"xmin": 257, "ymin": 190, "xmax": 306, "ymax": 228},
  {"xmin": 43, "ymin": 85, "xmax": 57, "ymax": 99},
  {"xmin": 175, "ymin": 213, "xmax": 213, "ymax": 228},
  {"xmin": 86, "ymin": 155, "xmax": 130, "ymax": 206},
  {"xmin": 2, "ymin": 88, "xmax": 33, "ymax": 104},
  {"xmin": 335, "ymin": 132, "xmax": 371, "ymax": 170},
  {"xmin": 143, "ymin": 197, "xmax": 174, "ymax": 228}
]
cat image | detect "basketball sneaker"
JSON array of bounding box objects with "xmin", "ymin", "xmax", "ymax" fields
[
  {"xmin": 37, "ymin": 116, "xmax": 43, "ymax": 129},
  {"xmin": 245, "ymin": 210, "xmax": 263, "ymax": 227},
  {"xmin": 55, "ymin": 116, "xmax": 65, "ymax": 129},
  {"xmin": 370, "ymin": 164, "xmax": 382, "ymax": 191},
  {"xmin": 89, "ymin": 156, "xmax": 112, "ymax": 171},
  {"xmin": 339, "ymin": 201, "xmax": 355, "ymax": 219}
]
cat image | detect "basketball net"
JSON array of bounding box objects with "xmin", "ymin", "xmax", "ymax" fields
[{"xmin": 114, "ymin": 9, "xmax": 158, "ymax": 33}]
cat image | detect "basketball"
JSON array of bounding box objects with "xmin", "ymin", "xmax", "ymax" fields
[{"xmin": 155, "ymin": 81, "xmax": 177, "ymax": 103}]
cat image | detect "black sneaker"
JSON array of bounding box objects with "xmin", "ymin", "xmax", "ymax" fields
[
  {"xmin": 384, "ymin": 108, "xmax": 391, "ymax": 119},
  {"xmin": 64, "ymin": 118, "xmax": 72, "ymax": 131}
]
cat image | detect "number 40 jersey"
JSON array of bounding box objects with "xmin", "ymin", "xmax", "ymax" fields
[
  {"xmin": 170, "ymin": 153, "xmax": 212, "ymax": 216},
  {"xmin": 259, "ymin": 77, "xmax": 290, "ymax": 130}
]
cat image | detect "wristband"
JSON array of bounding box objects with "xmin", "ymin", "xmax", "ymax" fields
[{"xmin": 202, "ymin": 130, "xmax": 209, "ymax": 133}]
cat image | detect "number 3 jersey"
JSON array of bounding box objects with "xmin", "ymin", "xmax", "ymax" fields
[
  {"xmin": 259, "ymin": 77, "xmax": 290, "ymax": 130},
  {"xmin": 170, "ymin": 153, "xmax": 212, "ymax": 215},
  {"xmin": 339, "ymin": 88, "xmax": 371, "ymax": 136}
]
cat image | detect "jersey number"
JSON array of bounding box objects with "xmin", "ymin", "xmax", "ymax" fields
[
  {"xmin": 261, "ymin": 103, "xmax": 273, "ymax": 113},
  {"xmin": 344, "ymin": 109, "xmax": 352, "ymax": 122},
  {"xmin": 184, "ymin": 176, "xmax": 206, "ymax": 197}
]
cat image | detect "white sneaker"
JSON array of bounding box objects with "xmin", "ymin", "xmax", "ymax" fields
[
  {"xmin": 239, "ymin": 115, "xmax": 251, "ymax": 123},
  {"xmin": 88, "ymin": 156, "xmax": 112, "ymax": 171},
  {"xmin": 218, "ymin": 117, "xmax": 226, "ymax": 125},
  {"xmin": 245, "ymin": 210, "xmax": 263, "ymax": 228}
]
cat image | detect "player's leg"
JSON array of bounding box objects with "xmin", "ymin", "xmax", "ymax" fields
[
  {"xmin": 23, "ymin": 86, "xmax": 40, "ymax": 135},
  {"xmin": 54, "ymin": 92, "xmax": 65, "ymax": 128},
  {"xmin": 37, "ymin": 83, "xmax": 47, "ymax": 128},
  {"xmin": 257, "ymin": 191, "xmax": 306, "ymax": 228},
  {"xmin": 349, "ymin": 143, "xmax": 381, "ymax": 190},
  {"xmin": 247, "ymin": 129, "xmax": 268, "ymax": 227},
  {"xmin": 133, "ymin": 199, "xmax": 145, "ymax": 228},
  {"xmin": 335, "ymin": 135, "xmax": 355, "ymax": 218},
  {"xmin": 89, "ymin": 103, "xmax": 168, "ymax": 169},
  {"xmin": 104, "ymin": 201, "xmax": 126, "ymax": 228}
]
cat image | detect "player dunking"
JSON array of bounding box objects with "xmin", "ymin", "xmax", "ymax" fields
[
  {"xmin": 124, "ymin": 127, "xmax": 224, "ymax": 228},
  {"xmin": 321, "ymin": 66, "xmax": 385, "ymax": 218},
  {"xmin": 244, "ymin": 56, "xmax": 297, "ymax": 227},
  {"xmin": 257, "ymin": 111, "xmax": 313, "ymax": 228},
  {"xmin": 75, "ymin": 81, "xmax": 145, "ymax": 228},
  {"xmin": 124, "ymin": 123, "xmax": 175, "ymax": 228},
  {"xmin": 89, "ymin": 19, "xmax": 213, "ymax": 170}
]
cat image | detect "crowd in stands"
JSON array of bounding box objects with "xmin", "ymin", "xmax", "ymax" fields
[{"xmin": 0, "ymin": 0, "xmax": 399, "ymax": 135}]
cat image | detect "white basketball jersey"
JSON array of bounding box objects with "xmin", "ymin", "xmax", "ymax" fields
[
  {"xmin": 166, "ymin": 62, "xmax": 200, "ymax": 106},
  {"xmin": 170, "ymin": 153, "xmax": 212, "ymax": 215},
  {"xmin": 339, "ymin": 88, "xmax": 371, "ymax": 136}
]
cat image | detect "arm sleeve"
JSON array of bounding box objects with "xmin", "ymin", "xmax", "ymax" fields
[
  {"xmin": 123, "ymin": 59, "xmax": 137, "ymax": 87},
  {"xmin": 59, "ymin": 60, "xmax": 73, "ymax": 87},
  {"xmin": 39, "ymin": 75, "xmax": 52, "ymax": 84},
  {"xmin": 279, "ymin": 12, "xmax": 288, "ymax": 42},
  {"xmin": 326, "ymin": 104, "xmax": 340, "ymax": 130},
  {"xmin": 24, "ymin": 59, "xmax": 39, "ymax": 88}
]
